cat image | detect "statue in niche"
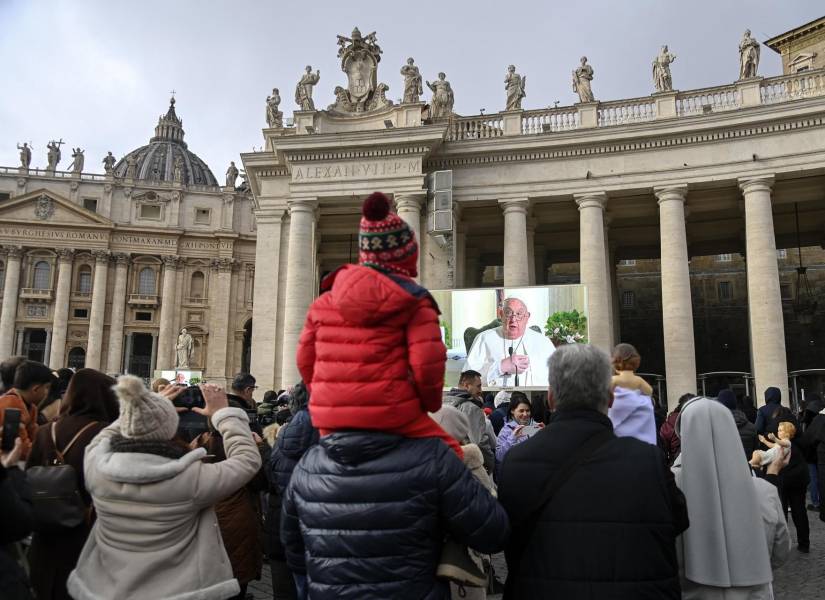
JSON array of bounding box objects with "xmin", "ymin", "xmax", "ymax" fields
[
  {"xmin": 125, "ymin": 155, "xmax": 138, "ymax": 179},
  {"xmin": 175, "ymin": 328, "xmax": 194, "ymax": 369},
  {"xmin": 739, "ymin": 29, "xmax": 760, "ymax": 79},
  {"xmin": 400, "ymin": 57, "xmax": 423, "ymax": 103},
  {"xmin": 68, "ymin": 148, "xmax": 84, "ymax": 173},
  {"xmin": 173, "ymin": 156, "xmax": 183, "ymax": 183},
  {"xmin": 329, "ymin": 27, "xmax": 391, "ymax": 113},
  {"xmin": 652, "ymin": 45, "xmax": 677, "ymax": 92},
  {"xmin": 504, "ymin": 65, "xmax": 526, "ymax": 111},
  {"xmin": 102, "ymin": 151, "xmax": 116, "ymax": 173},
  {"xmin": 17, "ymin": 143, "xmax": 32, "ymax": 169},
  {"xmin": 295, "ymin": 66, "xmax": 320, "ymax": 111},
  {"xmin": 427, "ymin": 72, "xmax": 454, "ymax": 119},
  {"xmin": 46, "ymin": 139, "xmax": 63, "ymax": 171},
  {"xmin": 265, "ymin": 88, "xmax": 283, "ymax": 128},
  {"xmin": 226, "ymin": 161, "xmax": 239, "ymax": 188},
  {"xmin": 572, "ymin": 56, "xmax": 595, "ymax": 103}
]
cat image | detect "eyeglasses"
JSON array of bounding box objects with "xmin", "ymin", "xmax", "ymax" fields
[{"xmin": 502, "ymin": 309, "xmax": 528, "ymax": 321}]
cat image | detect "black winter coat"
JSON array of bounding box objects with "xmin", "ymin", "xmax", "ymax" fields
[
  {"xmin": 732, "ymin": 409, "xmax": 758, "ymax": 458},
  {"xmin": 0, "ymin": 464, "xmax": 34, "ymax": 600},
  {"xmin": 498, "ymin": 409, "xmax": 688, "ymax": 600},
  {"xmin": 281, "ymin": 431, "xmax": 510, "ymax": 600},
  {"xmin": 265, "ymin": 407, "xmax": 318, "ymax": 561}
]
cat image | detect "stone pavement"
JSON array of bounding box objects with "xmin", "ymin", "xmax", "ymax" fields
[{"xmin": 249, "ymin": 510, "xmax": 824, "ymax": 599}]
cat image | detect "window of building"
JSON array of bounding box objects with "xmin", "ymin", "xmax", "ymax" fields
[
  {"xmin": 717, "ymin": 253, "xmax": 732, "ymax": 263},
  {"xmin": 190, "ymin": 271, "xmax": 205, "ymax": 298},
  {"xmin": 194, "ymin": 208, "xmax": 211, "ymax": 225},
  {"xmin": 777, "ymin": 249, "xmax": 787, "ymax": 259},
  {"xmin": 796, "ymin": 66, "xmax": 810, "ymax": 73},
  {"xmin": 0, "ymin": 192, "xmax": 10, "ymax": 202},
  {"xmin": 718, "ymin": 281, "xmax": 733, "ymax": 301},
  {"xmin": 139, "ymin": 204, "xmax": 162, "ymax": 220},
  {"xmin": 137, "ymin": 267, "xmax": 156, "ymax": 295},
  {"xmin": 619, "ymin": 259, "xmax": 636, "ymax": 267},
  {"xmin": 73, "ymin": 308, "xmax": 89, "ymax": 319},
  {"xmin": 622, "ymin": 290, "xmax": 635, "ymax": 308},
  {"xmin": 780, "ymin": 284, "xmax": 793, "ymax": 300},
  {"xmin": 83, "ymin": 198, "xmax": 98, "ymax": 213},
  {"xmin": 32, "ymin": 261, "xmax": 50, "ymax": 290},
  {"xmin": 135, "ymin": 311, "xmax": 153, "ymax": 322},
  {"xmin": 77, "ymin": 265, "xmax": 92, "ymax": 294}
]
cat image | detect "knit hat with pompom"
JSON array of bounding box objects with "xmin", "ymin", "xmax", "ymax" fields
[
  {"xmin": 358, "ymin": 192, "xmax": 418, "ymax": 278},
  {"xmin": 114, "ymin": 375, "xmax": 179, "ymax": 441}
]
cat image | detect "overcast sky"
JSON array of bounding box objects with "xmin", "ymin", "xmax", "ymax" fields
[{"xmin": 1, "ymin": 1, "xmax": 822, "ymax": 179}]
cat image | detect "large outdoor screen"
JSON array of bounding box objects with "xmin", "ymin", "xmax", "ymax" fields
[{"xmin": 430, "ymin": 285, "xmax": 588, "ymax": 391}]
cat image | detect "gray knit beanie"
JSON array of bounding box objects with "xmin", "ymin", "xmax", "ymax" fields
[{"xmin": 114, "ymin": 375, "xmax": 179, "ymax": 441}]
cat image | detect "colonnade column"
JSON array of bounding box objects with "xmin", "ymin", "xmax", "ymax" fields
[
  {"xmin": 281, "ymin": 199, "xmax": 318, "ymax": 388},
  {"xmin": 0, "ymin": 246, "xmax": 23, "ymax": 358},
  {"xmin": 574, "ymin": 193, "xmax": 612, "ymax": 351},
  {"xmin": 85, "ymin": 250, "xmax": 110, "ymax": 370},
  {"xmin": 500, "ymin": 198, "xmax": 530, "ymax": 287},
  {"xmin": 394, "ymin": 194, "xmax": 425, "ymax": 277},
  {"xmin": 156, "ymin": 255, "xmax": 180, "ymax": 370},
  {"xmin": 49, "ymin": 248, "xmax": 75, "ymax": 367},
  {"xmin": 655, "ymin": 185, "xmax": 697, "ymax": 408},
  {"xmin": 105, "ymin": 253, "xmax": 129, "ymax": 374},
  {"xmin": 207, "ymin": 258, "xmax": 235, "ymax": 385},
  {"xmin": 739, "ymin": 176, "xmax": 788, "ymax": 404}
]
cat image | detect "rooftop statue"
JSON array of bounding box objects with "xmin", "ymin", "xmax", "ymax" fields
[
  {"xmin": 226, "ymin": 161, "xmax": 239, "ymax": 188},
  {"xmin": 401, "ymin": 57, "xmax": 423, "ymax": 104},
  {"xmin": 504, "ymin": 65, "xmax": 527, "ymax": 111},
  {"xmin": 739, "ymin": 29, "xmax": 761, "ymax": 79},
  {"xmin": 573, "ymin": 56, "xmax": 595, "ymax": 103},
  {"xmin": 427, "ymin": 72, "xmax": 454, "ymax": 120},
  {"xmin": 328, "ymin": 27, "xmax": 392, "ymax": 114},
  {"xmin": 295, "ymin": 66, "xmax": 320, "ymax": 111},
  {"xmin": 46, "ymin": 139, "xmax": 63, "ymax": 172},
  {"xmin": 124, "ymin": 155, "xmax": 138, "ymax": 179},
  {"xmin": 102, "ymin": 151, "xmax": 116, "ymax": 174},
  {"xmin": 16, "ymin": 142, "xmax": 32, "ymax": 169},
  {"xmin": 173, "ymin": 156, "xmax": 184, "ymax": 183},
  {"xmin": 266, "ymin": 88, "xmax": 283, "ymax": 128},
  {"xmin": 68, "ymin": 147, "xmax": 85, "ymax": 174},
  {"xmin": 653, "ymin": 45, "xmax": 677, "ymax": 93}
]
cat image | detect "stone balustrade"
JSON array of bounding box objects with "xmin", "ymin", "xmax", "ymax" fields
[
  {"xmin": 676, "ymin": 84, "xmax": 740, "ymax": 116},
  {"xmin": 760, "ymin": 70, "xmax": 825, "ymax": 104},
  {"xmin": 597, "ymin": 97, "xmax": 657, "ymax": 126},
  {"xmin": 447, "ymin": 115, "xmax": 504, "ymax": 140},
  {"xmin": 521, "ymin": 107, "xmax": 579, "ymax": 134}
]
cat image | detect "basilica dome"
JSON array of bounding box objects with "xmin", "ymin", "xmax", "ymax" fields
[{"xmin": 113, "ymin": 97, "xmax": 218, "ymax": 187}]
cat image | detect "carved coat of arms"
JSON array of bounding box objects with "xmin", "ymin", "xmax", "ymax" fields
[
  {"xmin": 34, "ymin": 195, "xmax": 55, "ymax": 220},
  {"xmin": 329, "ymin": 27, "xmax": 392, "ymax": 114}
]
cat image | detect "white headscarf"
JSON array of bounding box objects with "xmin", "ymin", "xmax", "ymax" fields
[{"xmin": 673, "ymin": 397, "xmax": 772, "ymax": 588}]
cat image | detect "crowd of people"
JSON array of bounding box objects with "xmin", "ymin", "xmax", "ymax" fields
[{"xmin": 0, "ymin": 191, "xmax": 823, "ymax": 599}]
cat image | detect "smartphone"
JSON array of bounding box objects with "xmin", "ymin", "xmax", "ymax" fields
[{"xmin": 2, "ymin": 408, "xmax": 22, "ymax": 452}]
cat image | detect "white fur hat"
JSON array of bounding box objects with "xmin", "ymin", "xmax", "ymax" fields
[
  {"xmin": 114, "ymin": 375, "xmax": 179, "ymax": 441},
  {"xmin": 494, "ymin": 390, "xmax": 512, "ymax": 408}
]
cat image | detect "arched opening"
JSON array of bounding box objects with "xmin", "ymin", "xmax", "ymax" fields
[
  {"xmin": 138, "ymin": 267, "xmax": 156, "ymax": 295},
  {"xmin": 67, "ymin": 347, "xmax": 86, "ymax": 370},
  {"xmin": 77, "ymin": 265, "xmax": 92, "ymax": 294},
  {"xmin": 242, "ymin": 319, "xmax": 252, "ymax": 373},
  {"xmin": 23, "ymin": 329, "xmax": 47, "ymax": 362},
  {"xmin": 33, "ymin": 261, "xmax": 50, "ymax": 289},
  {"xmin": 190, "ymin": 271, "xmax": 205, "ymax": 299}
]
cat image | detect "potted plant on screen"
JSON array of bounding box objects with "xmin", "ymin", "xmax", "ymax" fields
[{"xmin": 545, "ymin": 310, "xmax": 588, "ymax": 347}]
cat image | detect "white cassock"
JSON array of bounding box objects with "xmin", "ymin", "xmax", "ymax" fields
[{"xmin": 464, "ymin": 326, "xmax": 556, "ymax": 387}]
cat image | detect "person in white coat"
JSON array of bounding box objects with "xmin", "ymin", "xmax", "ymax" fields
[
  {"xmin": 672, "ymin": 397, "xmax": 790, "ymax": 600},
  {"xmin": 68, "ymin": 376, "xmax": 262, "ymax": 600}
]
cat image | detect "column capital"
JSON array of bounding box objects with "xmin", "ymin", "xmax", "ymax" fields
[
  {"xmin": 498, "ymin": 197, "xmax": 530, "ymax": 215},
  {"xmin": 287, "ymin": 198, "xmax": 318, "ymax": 215},
  {"xmin": 111, "ymin": 252, "xmax": 130, "ymax": 265},
  {"xmin": 210, "ymin": 257, "xmax": 237, "ymax": 273},
  {"xmin": 2, "ymin": 245, "xmax": 23, "ymax": 259},
  {"xmin": 56, "ymin": 247, "xmax": 76, "ymax": 262},
  {"xmin": 161, "ymin": 254, "xmax": 182, "ymax": 268},
  {"xmin": 92, "ymin": 249, "xmax": 110, "ymax": 264},
  {"xmin": 653, "ymin": 184, "xmax": 688, "ymax": 204},
  {"xmin": 738, "ymin": 175, "xmax": 775, "ymax": 195},
  {"xmin": 394, "ymin": 194, "xmax": 425, "ymax": 213},
  {"xmin": 574, "ymin": 192, "xmax": 607, "ymax": 211}
]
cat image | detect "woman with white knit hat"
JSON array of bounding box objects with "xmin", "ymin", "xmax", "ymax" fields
[{"xmin": 68, "ymin": 376, "xmax": 262, "ymax": 600}]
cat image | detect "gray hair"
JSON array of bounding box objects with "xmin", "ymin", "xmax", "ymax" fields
[{"xmin": 547, "ymin": 344, "xmax": 612, "ymax": 412}]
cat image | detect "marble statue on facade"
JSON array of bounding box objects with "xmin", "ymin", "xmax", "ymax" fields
[
  {"xmin": 102, "ymin": 151, "xmax": 116, "ymax": 174},
  {"xmin": 572, "ymin": 56, "xmax": 595, "ymax": 103},
  {"xmin": 46, "ymin": 139, "xmax": 63, "ymax": 172},
  {"xmin": 265, "ymin": 88, "xmax": 283, "ymax": 128},
  {"xmin": 17, "ymin": 143, "xmax": 32, "ymax": 169},
  {"xmin": 226, "ymin": 161, "xmax": 239, "ymax": 188},
  {"xmin": 328, "ymin": 27, "xmax": 392, "ymax": 114},
  {"xmin": 504, "ymin": 65, "xmax": 526, "ymax": 111},
  {"xmin": 401, "ymin": 58, "xmax": 423, "ymax": 103},
  {"xmin": 427, "ymin": 72, "xmax": 454, "ymax": 119},
  {"xmin": 739, "ymin": 29, "xmax": 761, "ymax": 79},
  {"xmin": 175, "ymin": 328, "xmax": 194, "ymax": 369},
  {"xmin": 653, "ymin": 45, "xmax": 677, "ymax": 93},
  {"xmin": 173, "ymin": 156, "xmax": 183, "ymax": 183},
  {"xmin": 125, "ymin": 155, "xmax": 138, "ymax": 179},
  {"xmin": 68, "ymin": 148, "xmax": 85, "ymax": 174},
  {"xmin": 295, "ymin": 66, "xmax": 320, "ymax": 111}
]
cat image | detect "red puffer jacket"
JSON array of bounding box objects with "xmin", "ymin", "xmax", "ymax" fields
[{"xmin": 297, "ymin": 264, "xmax": 461, "ymax": 455}]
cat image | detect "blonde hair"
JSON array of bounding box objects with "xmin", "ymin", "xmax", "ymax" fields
[
  {"xmin": 151, "ymin": 378, "xmax": 171, "ymax": 393},
  {"xmin": 263, "ymin": 423, "xmax": 281, "ymax": 448},
  {"xmin": 778, "ymin": 421, "xmax": 796, "ymax": 439}
]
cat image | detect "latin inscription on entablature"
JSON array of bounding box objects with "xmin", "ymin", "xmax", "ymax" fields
[
  {"xmin": 179, "ymin": 239, "xmax": 234, "ymax": 252},
  {"xmin": 292, "ymin": 158, "xmax": 421, "ymax": 183},
  {"xmin": 0, "ymin": 226, "xmax": 108, "ymax": 242},
  {"xmin": 111, "ymin": 234, "xmax": 177, "ymax": 248}
]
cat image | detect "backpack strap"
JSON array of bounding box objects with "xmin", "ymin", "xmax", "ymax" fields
[{"xmin": 51, "ymin": 421, "xmax": 99, "ymax": 465}]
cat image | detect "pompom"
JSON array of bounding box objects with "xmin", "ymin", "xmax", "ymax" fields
[
  {"xmin": 113, "ymin": 374, "xmax": 150, "ymax": 406},
  {"xmin": 362, "ymin": 192, "xmax": 390, "ymax": 221}
]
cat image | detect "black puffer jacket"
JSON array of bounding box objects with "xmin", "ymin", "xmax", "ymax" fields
[
  {"xmin": 265, "ymin": 406, "xmax": 318, "ymax": 560},
  {"xmin": 732, "ymin": 409, "xmax": 758, "ymax": 458},
  {"xmin": 282, "ymin": 431, "xmax": 510, "ymax": 600}
]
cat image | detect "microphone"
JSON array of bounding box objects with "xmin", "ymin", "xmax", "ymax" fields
[{"xmin": 509, "ymin": 346, "xmax": 519, "ymax": 387}]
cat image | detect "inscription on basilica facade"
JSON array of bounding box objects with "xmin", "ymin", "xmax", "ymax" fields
[
  {"xmin": 0, "ymin": 226, "xmax": 108, "ymax": 242},
  {"xmin": 292, "ymin": 158, "xmax": 420, "ymax": 182}
]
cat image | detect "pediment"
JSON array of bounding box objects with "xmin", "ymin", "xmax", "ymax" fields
[
  {"xmin": 0, "ymin": 189, "xmax": 112, "ymax": 227},
  {"xmin": 789, "ymin": 52, "xmax": 816, "ymax": 67}
]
